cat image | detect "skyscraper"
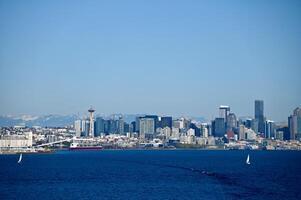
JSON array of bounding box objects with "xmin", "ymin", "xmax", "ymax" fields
[
  {"xmin": 118, "ymin": 116, "xmax": 124, "ymax": 135},
  {"xmin": 288, "ymin": 107, "xmax": 301, "ymax": 140},
  {"xmin": 226, "ymin": 113, "xmax": 237, "ymax": 131},
  {"xmin": 265, "ymin": 120, "xmax": 275, "ymax": 139},
  {"xmin": 255, "ymin": 100, "xmax": 265, "ymax": 134},
  {"xmin": 144, "ymin": 115, "xmax": 159, "ymax": 130},
  {"xmin": 214, "ymin": 118, "xmax": 225, "ymax": 137},
  {"xmin": 161, "ymin": 116, "xmax": 172, "ymax": 128},
  {"xmin": 82, "ymin": 120, "xmax": 90, "ymax": 137},
  {"xmin": 108, "ymin": 119, "xmax": 118, "ymax": 134},
  {"xmin": 219, "ymin": 105, "xmax": 230, "ymax": 121},
  {"xmin": 74, "ymin": 120, "xmax": 82, "ymax": 137},
  {"xmin": 95, "ymin": 117, "xmax": 105, "ymax": 137},
  {"xmin": 139, "ymin": 117, "xmax": 155, "ymax": 141}
]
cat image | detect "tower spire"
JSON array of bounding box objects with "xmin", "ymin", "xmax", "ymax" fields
[{"xmin": 88, "ymin": 106, "xmax": 95, "ymax": 137}]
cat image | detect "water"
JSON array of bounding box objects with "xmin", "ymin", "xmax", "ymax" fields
[{"xmin": 1, "ymin": 150, "xmax": 301, "ymax": 200}]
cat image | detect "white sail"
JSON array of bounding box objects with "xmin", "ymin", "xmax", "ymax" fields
[
  {"xmin": 17, "ymin": 154, "xmax": 22, "ymax": 164},
  {"xmin": 246, "ymin": 154, "xmax": 250, "ymax": 165}
]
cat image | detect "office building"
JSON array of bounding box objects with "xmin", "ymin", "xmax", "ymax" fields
[
  {"xmin": 288, "ymin": 107, "xmax": 301, "ymax": 140},
  {"xmin": 251, "ymin": 119, "xmax": 259, "ymax": 133},
  {"xmin": 219, "ymin": 105, "xmax": 230, "ymax": 121},
  {"xmin": 118, "ymin": 117, "xmax": 124, "ymax": 135},
  {"xmin": 226, "ymin": 113, "xmax": 237, "ymax": 131},
  {"xmin": 139, "ymin": 117, "xmax": 155, "ymax": 141},
  {"xmin": 255, "ymin": 100, "xmax": 265, "ymax": 134},
  {"xmin": 214, "ymin": 118, "xmax": 225, "ymax": 137},
  {"xmin": 265, "ymin": 120, "xmax": 275, "ymax": 139},
  {"xmin": 161, "ymin": 116, "xmax": 172, "ymax": 128},
  {"xmin": 95, "ymin": 117, "xmax": 105, "ymax": 137},
  {"xmin": 74, "ymin": 120, "xmax": 82, "ymax": 137}
]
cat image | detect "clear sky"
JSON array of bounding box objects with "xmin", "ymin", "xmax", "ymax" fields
[{"xmin": 0, "ymin": 0, "xmax": 300, "ymax": 122}]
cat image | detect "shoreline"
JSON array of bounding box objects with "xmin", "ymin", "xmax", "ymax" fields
[{"xmin": 1, "ymin": 148, "xmax": 301, "ymax": 155}]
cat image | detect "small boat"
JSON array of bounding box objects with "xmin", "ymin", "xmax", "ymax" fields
[
  {"xmin": 246, "ymin": 154, "xmax": 250, "ymax": 165},
  {"xmin": 17, "ymin": 153, "xmax": 22, "ymax": 164}
]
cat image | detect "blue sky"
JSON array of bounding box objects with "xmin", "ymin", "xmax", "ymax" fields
[{"xmin": 0, "ymin": 0, "xmax": 300, "ymax": 121}]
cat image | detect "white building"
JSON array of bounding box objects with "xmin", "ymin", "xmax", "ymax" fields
[
  {"xmin": 0, "ymin": 132, "xmax": 33, "ymax": 148},
  {"xmin": 171, "ymin": 127, "xmax": 180, "ymax": 139},
  {"xmin": 74, "ymin": 120, "xmax": 82, "ymax": 137}
]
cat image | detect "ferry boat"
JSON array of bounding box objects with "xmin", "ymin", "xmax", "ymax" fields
[{"xmin": 69, "ymin": 142, "xmax": 103, "ymax": 151}]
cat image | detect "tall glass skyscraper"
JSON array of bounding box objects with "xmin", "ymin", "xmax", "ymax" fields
[
  {"xmin": 95, "ymin": 117, "xmax": 105, "ymax": 137},
  {"xmin": 289, "ymin": 107, "xmax": 301, "ymax": 140},
  {"xmin": 255, "ymin": 100, "xmax": 265, "ymax": 134}
]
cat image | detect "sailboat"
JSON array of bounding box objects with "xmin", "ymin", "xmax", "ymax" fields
[
  {"xmin": 246, "ymin": 154, "xmax": 250, "ymax": 165},
  {"xmin": 17, "ymin": 153, "xmax": 22, "ymax": 164}
]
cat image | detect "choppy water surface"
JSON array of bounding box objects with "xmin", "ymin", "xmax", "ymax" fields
[{"xmin": 1, "ymin": 150, "xmax": 301, "ymax": 200}]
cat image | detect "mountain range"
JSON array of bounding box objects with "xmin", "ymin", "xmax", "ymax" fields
[{"xmin": 0, "ymin": 114, "xmax": 207, "ymax": 127}]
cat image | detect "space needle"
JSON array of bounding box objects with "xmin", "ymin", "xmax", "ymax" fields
[{"xmin": 88, "ymin": 106, "xmax": 95, "ymax": 137}]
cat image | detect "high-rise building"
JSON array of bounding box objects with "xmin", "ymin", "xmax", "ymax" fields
[
  {"xmin": 74, "ymin": 120, "xmax": 82, "ymax": 137},
  {"xmin": 108, "ymin": 119, "xmax": 118, "ymax": 134},
  {"xmin": 219, "ymin": 105, "xmax": 230, "ymax": 120},
  {"xmin": 226, "ymin": 113, "xmax": 237, "ymax": 131},
  {"xmin": 118, "ymin": 117, "xmax": 124, "ymax": 135},
  {"xmin": 161, "ymin": 116, "xmax": 172, "ymax": 128},
  {"xmin": 265, "ymin": 120, "xmax": 275, "ymax": 139},
  {"xmin": 135, "ymin": 117, "xmax": 141, "ymax": 133},
  {"xmin": 213, "ymin": 118, "xmax": 225, "ymax": 137},
  {"xmin": 145, "ymin": 115, "xmax": 159, "ymax": 130},
  {"xmin": 201, "ymin": 125, "xmax": 209, "ymax": 138},
  {"xmin": 255, "ymin": 100, "xmax": 265, "ymax": 134},
  {"xmin": 239, "ymin": 125, "xmax": 246, "ymax": 140},
  {"xmin": 130, "ymin": 121, "xmax": 136, "ymax": 133},
  {"xmin": 124, "ymin": 122, "xmax": 130, "ymax": 133},
  {"xmin": 173, "ymin": 119, "xmax": 183, "ymax": 129},
  {"xmin": 251, "ymin": 119, "xmax": 259, "ymax": 133},
  {"xmin": 82, "ymin": 120, "xmax": 90, "ymax": 137},
  {"xmin": 95, "ymin": 117, "xmax": 105, "ymax": 137},
  {"xmin": 288, "ymin": 107, "xmax": 301, "ymax": 140},
  {"xmin": 139, "ymin": 117, "xmax": 155, "ymax": 141}
]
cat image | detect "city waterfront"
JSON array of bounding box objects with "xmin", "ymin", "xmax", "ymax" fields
[{"xmin": 1, "ymin": 150, "xmax": 301, "ymax": 200}]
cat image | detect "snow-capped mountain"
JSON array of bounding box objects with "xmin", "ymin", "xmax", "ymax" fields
[{"xmin": 0, "ymin": 115, "xmax": 78, "ymax": 127}]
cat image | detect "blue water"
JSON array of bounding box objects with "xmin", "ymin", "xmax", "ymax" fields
[{"xmin": 0, "ymin": 150, "xmax": 301, "ymax": 200}]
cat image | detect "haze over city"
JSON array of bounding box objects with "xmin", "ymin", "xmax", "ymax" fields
[{"xmin": 1, "ymin": 0, "xmax": 300, "ymax": 122}]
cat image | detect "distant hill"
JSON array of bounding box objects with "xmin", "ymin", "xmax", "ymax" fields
[
  {"xmin": 0, "ymin": 114, "xmax": 208, "ymax": 127},
  {"xmin": 0, "ymin": 115, "xmax": 78, "ymax": 127}
]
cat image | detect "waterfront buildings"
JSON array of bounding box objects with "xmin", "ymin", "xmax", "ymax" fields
[
  {"xmin": 0, "ymin": 132, "xmax": 32, "ymax": 148},
  {"xmin": 2, "ymin": 101, "xmax": 301, "ymax": 153}
]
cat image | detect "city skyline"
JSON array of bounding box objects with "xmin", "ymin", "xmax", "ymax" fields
[
  {"xmin": 1, "ymin": 0, "xmax": 301, "ymax": 122},
  {"xmin": 1, "ymin": 1, "xmax": 301, "ymax": 199},
  {"xmin": 0, "ymin": 100, "xmax": 297, "ymax": 123}
]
